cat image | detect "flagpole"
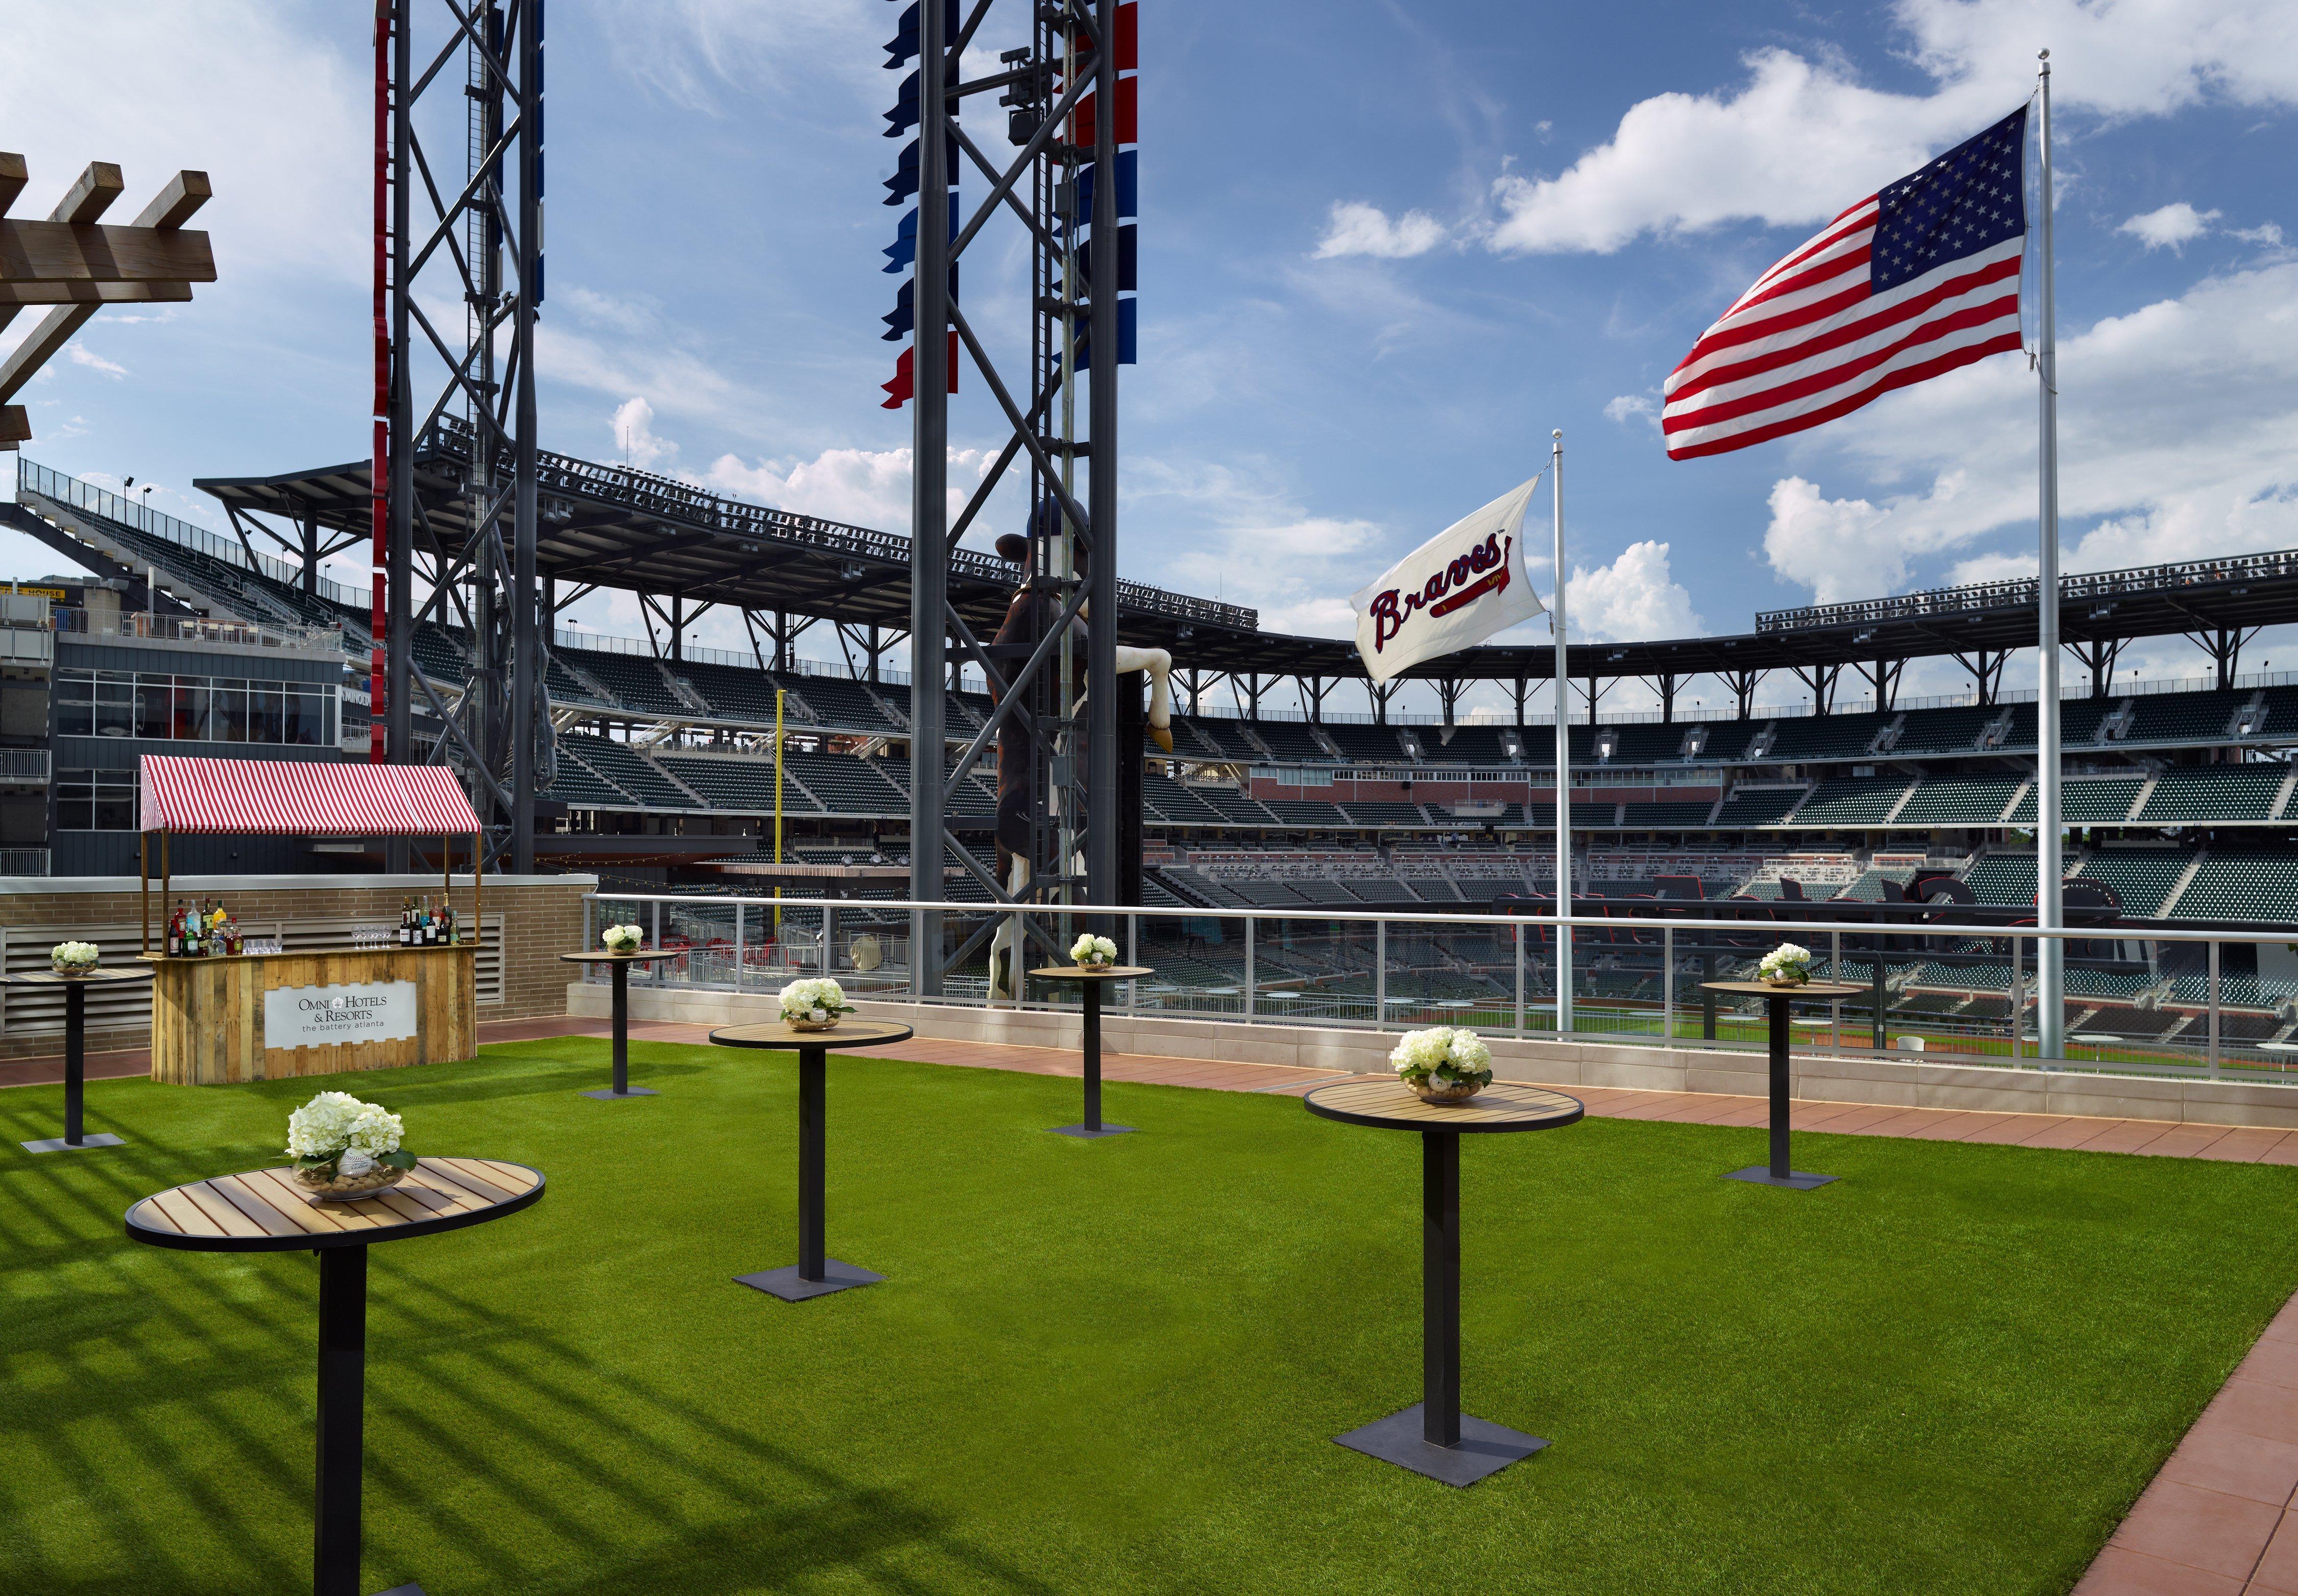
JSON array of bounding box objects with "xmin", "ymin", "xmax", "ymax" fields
[
  {"xmin": 2035, "ymin": 50, "xmax": 2064, "ymax": 1059},
  {"xmin": 1551, "ymin": 427, "xmax": 1572, "ymax": 1037}
]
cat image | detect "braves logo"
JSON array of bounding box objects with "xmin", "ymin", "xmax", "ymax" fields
[{"xmin": 1367, "ymin": 533, "xmax": 1512, "ymax": 654}]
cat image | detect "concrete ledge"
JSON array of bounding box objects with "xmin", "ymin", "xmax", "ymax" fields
[{"xmin": 568, "ymin": 983, "xmax": 2298, "ymax": 1130}]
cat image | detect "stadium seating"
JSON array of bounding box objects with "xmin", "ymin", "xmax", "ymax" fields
[
  {"xmin": 2003, "ymin": 777, "xmax": 2146, "ymax": 825},
  {"xmin": 1341, "ymin": 802, "xmax": 1429, "ymax": 827},
  {"xmin": 1195, "ymin": 787, "xmax": 1278, "ymax": 825},
  {"xmin": 1142, "ymin": 770, "xmax": 1227, "ymax": 822},
  {"xmin": 1789, "ymin": 779, "xmax": 1908, "ymax": 826},
  {"xmin": 2136, "ymin": 764, "xmax": 2289, "ymax": 823},
  {"xmin": 1895, "ymin": 777, "xmax": 2024, "ymax": 826},
  {"xmin": 2124, "ymin": 690, "xmax": 2249, "ymax": 745},
  {"xmin": 1260, "ymin": 799, "xmax": 1350, "ymax": 826},
  {"xmin": 1764, "ymin": 711, "xmax": 1890, "ymax": 763},
  {"xmin": 1422, "ymin": 726, "xmax": 1511, "ymax": 763},
  {"xmin": 1182, "ymin": 716, "xmax": 1264, "ymax": 761},
  {"xmin": 673, "ymin": 660, "xmax": 787, "ymax": 724},
  {"xmin": 1713, "ymin": 786, "xmax": 1805, "ymax": 826},
  {"xmin": 1621, "ymin": 800, "xmax": 1716, "ymax": 827},
  {"xmin": 781, "ymin": 673, "xmax": 901, "ymax": 733},
  {"xmin": 655, "ymin": 754, "xmax": 823, "ymax": 813},
  {"xmin": 2073, "ymin": 850, "xmax": 2194, "ymax": 917},
  {"xmin": 560, "ymin": 733, "xmax": 701, "ymax": 809},
  {"xmin": 1890, "ymin": 705, "xmax": 1999, "ymax": 755},
  {"xmin": 1322, "ymin": 722, "xmax": 1407, "ymax": 762},
  {"xmin": 560, "ymin": 646, "xmax": 689, "ymax": 717},
  {"xmin": 1253, "ymin": 721, "xmax": 1333, "ymax": 762},
  {"xmin": 1961, "ymin": 855, "xmax": 2039, "ymax": 906},
  {"xmin": 1605, "ymin": 722, "xmax": 1704, "ymax": 763},
  {"xmin": 2167, "ymin": 855, "xmax": 2298, "ymax": 923},
  {"xmin": 778, "ymin": 747, "xmax": 907, "ymax": 814}
]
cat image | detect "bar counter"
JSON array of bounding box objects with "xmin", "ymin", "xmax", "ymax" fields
[{"xmin": 146, "ymin": 944, "xmax": 477, "ymax": 1085}]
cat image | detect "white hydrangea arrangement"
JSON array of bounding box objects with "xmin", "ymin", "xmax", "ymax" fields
[
  {"xmin": 779, "ymin": 976, "xmax": 855, "ymax": 1025},
  {"xmin": 1391, "ymin": 1026, "xmax": 1494, "ymax": 1097},
  {"xmin": 50, "ymin": 940, "xmax": 100, "ymax": 972},
  {"xmin": 1758, "ymin": 942, "xmax": 1813, "ymax": 985},
  {"xmin": 601, "ymin": 923, "xmax": 644, "ymax": 953},
  {"xmin": 1070, "ymin": 932, "xmax": 1118, "ymax": 968},
  {"xmin": 286, "ymin": 1090, "xmax": 416, "ymax": 1181}
]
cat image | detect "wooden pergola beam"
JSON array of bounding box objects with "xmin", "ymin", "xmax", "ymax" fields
[{"xmin": 0, "ymin": 219, "xmax": 213, "ymax": 287}]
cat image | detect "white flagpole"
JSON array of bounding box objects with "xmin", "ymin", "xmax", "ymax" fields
[
  {"xmin": 1551, "ymin": 427, "xmax": 1572, "ymax": 1036},
  {"xmin": 2036, "ymin": 50, "xmax": 2064, "ymax": 1058}
]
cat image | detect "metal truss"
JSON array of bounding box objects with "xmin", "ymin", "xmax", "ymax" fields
[
  {"xmin": 904, "ymin": 0, "xmax": 1130, "ymax": 991},
  {"xmin": 377, "ymin": 0, "xmax": 548, "ymax": 873}
]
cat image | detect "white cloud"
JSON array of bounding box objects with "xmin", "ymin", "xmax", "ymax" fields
[
  {"xmin": 1314, "ymin": 202, "xmax": 1448, "ymax": 260},
  {"xmin": 585, "ymin": 0, "xmax": 887, "ymax": 112},
  {"xmin": 1760, "ymin": 261, "xmax": 2298, "ymax": 601},
  {"xmin": 1567, "ymin": 540, "xmax": 1704, "ymax": 641},
  {"xmin": 65, "ymin": 346, "xmax": 127, "ymax": 379},
  {"xmin": 2120, "ymin": 202, "xmax": 2220, "ymax": 251},
  {"xmin": 705, "ymin": 445, "xmax": 993, "ymax": 533},
  {"xmin": 1603, "ymin": 394, "xmax": 1659, "ymax": 427},
  {"xmin": 2234, "ymin": 222, "xmax": 2287, "ymax": 249},
  {"xmin": 1125, "ymin": 457, "xmax": 1383, "ymax": 637},
  {"xmin": 609, "ymin": 397, "xmax": 678, "ymax": 470},
  {"xmin": 1483, "ymin": 1, "xmax": 2298, "ymax": 256},
  {"xmin": 0, "ymin": 5, "xmax": 364, "ymax": 286}
]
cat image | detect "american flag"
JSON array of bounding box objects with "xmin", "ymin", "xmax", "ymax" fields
[{"xmin": 1663, "ymin": 106, "xmax": 2029, "ymax": 461}]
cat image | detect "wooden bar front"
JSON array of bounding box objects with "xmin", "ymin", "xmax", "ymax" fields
[{"xmin": 147, "ymin": 946, "xmax": 476, "ymax": 1085}]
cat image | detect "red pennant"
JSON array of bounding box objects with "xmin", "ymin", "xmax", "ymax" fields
[{"xmin": 880, "ymin": 332, "xmax": 960, "ymax": 409}]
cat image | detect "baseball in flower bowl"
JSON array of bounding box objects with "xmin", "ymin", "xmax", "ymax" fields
[
  {"xmin": 1391, "ymin": 1026, "xmax": 1495, "ymax": 1104},
  {"xmin": 1758, "ymin": 942, "xmax": 1813, "ymax": 986},
  {"xmin": 286, "ymin": 1091, "xmax": 418, "ymax": 1198},
  {"xmin": 1070, "ymin": 933, "xmax": 1118, "ymax": 969},
  {"xmin": 49, "ymin": 940, "xmax": 100, "ymax": 976},
  {"xmin": 779, "ymin": 976, "xmax": 857, "ymax": 1032},
  {"xmin": 601, "ymin": 923, "xmax": 644, "ymax": 954}
]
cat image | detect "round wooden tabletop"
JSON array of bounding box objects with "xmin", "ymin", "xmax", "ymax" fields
[
  {"xmin": 125, "ymin": 1157, "xmax": 544, "ymax": 1254},
  {"xmin": 1304, "ymin": 1078, "xmax": 1585, "ymax": 1134},
  {"xmin": 560, "ymin": 950, "xmax": 668, "ymax": 965},
  {"xmin": 0, "ymin": 965, "xmax": 153, "ymax": 986},
  {"xmin": 1701, "ymin": 980, "xmax": 1871, "ymax": 998},
  {"xmin": 707, "ymin": 1019, "xmax": 917, "ymax": 1051},
  {"xmin": 1027, "ymin": 965, "xmax": 1154, "ymax": 981}
]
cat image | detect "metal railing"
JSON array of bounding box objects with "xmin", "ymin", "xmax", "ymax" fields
[
  {"xmin": 0, "ymin": 749, "xmax": 51, "ymax": 784},
  {"xmin": 51, "ymin": 608, "xmax": 341, "ymax": 652},
  {"xmin": 1757, "ymin": 546, "xmax": 2298, "ymax": 634},
  {"xmin": 18, "ymin": 459, "xmax": 368, "ymax": 611},
  {"xmin": 0, "ymin": 848, "xmax": 49, "ymax": 877},
  {"xmin": 580, "ymin": 892, "xmax": 2298, "ymax": 1086}
]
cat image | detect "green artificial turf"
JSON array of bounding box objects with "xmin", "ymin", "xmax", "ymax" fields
[{"xmin": 4, "ymin": 1039, "xmax": 2296, "ymax": 1595}]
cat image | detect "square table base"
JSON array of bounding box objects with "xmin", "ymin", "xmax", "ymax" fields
[
  {"xmin": 1047, "ymin": 1122, "xmax": 1135, "ymax": 1139},
  {"xmin": 1724, "ymin": 1165, "xmax": 1837, "ymax": 1191},
  {"xmin": 1335, "ymin": 1404, "xmax": 1548, "ymax": 1487},
  {"xmin": 735, "ymin": 1260, "xmax": 884, "ymax": 1302},
  {"xmin": 580, "ymin": 1086, "xmax": 659, "ymax": 1100},
  {"xmin": 21, "ymin": 1132, "xmax": 124, "ymax": 1154}
]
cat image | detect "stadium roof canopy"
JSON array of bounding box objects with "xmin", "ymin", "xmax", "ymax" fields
[{"xmin": 199, "ymin": 421, "xmax": 2298, "ymax": 687}]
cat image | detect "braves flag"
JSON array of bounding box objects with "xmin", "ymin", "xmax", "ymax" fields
[
  {"xmin": 1350, "ymin": 478, "xmax": 1543, "ymax": 685},
  {"xmin": 1663, "ymin": 106, "xmax": 2028, "ymax": 460}
]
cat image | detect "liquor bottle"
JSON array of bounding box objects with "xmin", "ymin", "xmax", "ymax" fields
[{"xmin": 399, "ymin": 901, "xmax": 412, "ymax": 946}]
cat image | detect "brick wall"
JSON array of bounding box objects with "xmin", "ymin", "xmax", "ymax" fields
[{"xmin": 0, "ymin": 873, "xmax": 593, "ymax": 1059}]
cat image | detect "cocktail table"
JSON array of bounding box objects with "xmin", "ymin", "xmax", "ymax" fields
[
  {"xmin": 125, "ymin": 1157, "xmax": 545, "ymax": 1596},
  {"xmin": 2, "ymin": 964, "xmax": 151, "ymax": 1152},
  {"xmin": 1303, "ymin": 1077, "xmax": 1584, "ymax": 1486},
  {"xmin": 707, "ymin": 1019, "xmax": 916, "ymax": 1301},
  {"xmin": 560, "ymin": 951, "xmax": 668, "ymax": 1098},
  {"xmin": 1028, "ymin": 964, "xmax": 1153, "ymax": 1137},
  {"xmin": 1701, "ymin": 980, "xmax": 1869, "ymax": 1190}
]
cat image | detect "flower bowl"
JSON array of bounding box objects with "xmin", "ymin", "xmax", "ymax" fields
[
  {"xmin": 1761, "ymin": 971, "xmax": 1810, "ymax": 987},
  {"xmin": 1409, "ymin": 1078, "xmax": 1483, "ymax": 1105},
  {"xmin": 292, "ymin": 1164, "xmax": 409, "ymax": 1200},
  {"xmin": 51, "ymin": 960, "xmax": 96, "ymax": 977}
]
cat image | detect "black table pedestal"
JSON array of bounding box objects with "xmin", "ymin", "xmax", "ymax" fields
[
  {"xmin": 737, "ymin": 1045, "xmax": 882, "ymax": 1302},
  {"xmin": 1336, "ymin": 1130, "xmax": 1548, "ymax": 1486},
  {"xmin": 581, "ymin": 961, "xmax": 658, "ymax": 1101},
  {"xmin": 23, "ymin": 981, "xmax": 124, "ymax": 1154},
  {"xmin": 314, "ymin": 1245, "xmax": 424, "ymax": 1596},
  {"xmin": 1724, "ymin": 993, "xmax": 1836, "ymax": 1191},
  {"xmin": 1050, "ymin": 978, "xmax": 1134, "ymax": 1139}
]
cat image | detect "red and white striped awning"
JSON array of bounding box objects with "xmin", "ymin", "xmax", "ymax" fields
[{"xmin": 138, "ymin": 756, "xmax": 481, "ymax": 836}]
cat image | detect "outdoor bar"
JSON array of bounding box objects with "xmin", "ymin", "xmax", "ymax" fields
[{"xmin": 136, "ymin": 755, "xmax": 484, "ymax": 1084}]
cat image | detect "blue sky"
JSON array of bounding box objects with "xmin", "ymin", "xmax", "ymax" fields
[{"xmin": 4, "ymin": 0, "xmax": 2293, "ymax": 718}]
